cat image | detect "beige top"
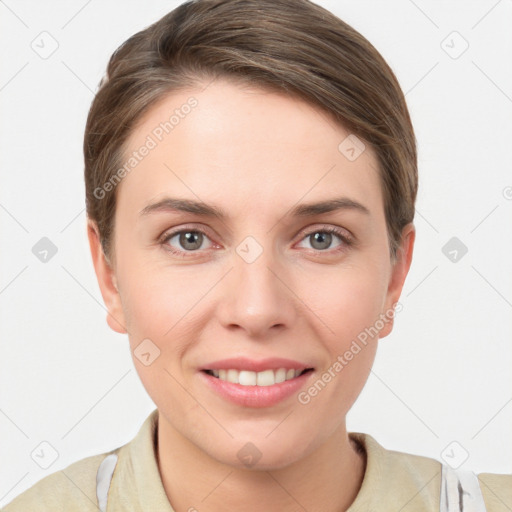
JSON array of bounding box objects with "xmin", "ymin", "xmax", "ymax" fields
[{"xmin": 3, "ymin": 408, "xmax": 511, "ymax": 511}]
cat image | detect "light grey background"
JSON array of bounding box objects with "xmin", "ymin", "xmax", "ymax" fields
[{"xmin": 1, "ymin": 0, "xmax": 511, "ymax": 506}]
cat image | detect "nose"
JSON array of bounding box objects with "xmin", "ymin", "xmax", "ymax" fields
[{"xmin": 216, "ymin": 237, "xmax": 297, "ymax": 338}]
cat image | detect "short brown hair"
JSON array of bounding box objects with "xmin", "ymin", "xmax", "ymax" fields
[{"xmin": 84, "ymin": 0, "xmax": 417, "ymax": 263}]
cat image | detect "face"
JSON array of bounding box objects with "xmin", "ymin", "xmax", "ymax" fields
[{"xmin": 89, "ymin": 78, "xmax": 414, "ymax": 470}]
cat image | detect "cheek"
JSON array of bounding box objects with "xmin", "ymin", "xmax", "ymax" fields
[
  {"xmin": 304, "ymin": 262, "xmax": 388, "ymax": 344},
  {"xmin": 120, "ymin": 271, "xmax": 187, "ymax": 339},
  {"xmin": 117, "ymin": 267, "xmax": 194, "ymax": 405},
  {"xmin": 295, "ymin": 270, "xmax": 383, "ymax": 421},
  {"xmin": 117, "ymin": 258, "xmax": 211, "ymax": 365}
]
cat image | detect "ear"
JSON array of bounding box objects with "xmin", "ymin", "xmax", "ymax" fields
[
  {"xmin": 379, "ymin": 223, "xmax": 415, "ymax": 339},
  {"xmin": 87, "ymin": 219, "xmax": 127, "ymax": 334}
]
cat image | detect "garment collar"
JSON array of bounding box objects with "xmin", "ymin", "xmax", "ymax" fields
[{"xmin": 108, "ymin": 409, "xmax": 440, "ymax": 512}]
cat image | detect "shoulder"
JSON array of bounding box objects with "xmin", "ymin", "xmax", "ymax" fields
[
  {"xmin": 349, "ymin": 432, "xmax": 512, "ymax": 512},
  {"xmin": 351, "ymin": 431, "xmax": 443, "ymax": 482},
  {"xmin": 349, "ymin": 432, "xmax": 444, "ymax": 511},
  {"xmin": 477, "ymin": 471, "xmax": 512, "ymax": 511},
  {"xmin": 2, "ymin": 409, "xmax": 160, "ymax": 512},
  {"xmin": 2, "ymin": 449, "xmax": 119, "ymax": 512}
]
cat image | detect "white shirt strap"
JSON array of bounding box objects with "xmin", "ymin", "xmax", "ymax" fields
[
  {"xmin": 440, "ymin": 464, "xmax": 487, "ymax": 511},
  {"xmin": 96, "ymin": 453, "xmax": 119, "ymax": 512}
]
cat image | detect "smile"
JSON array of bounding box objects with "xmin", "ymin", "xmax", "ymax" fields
[{"xmin": 203, "ymin": 368, "xmax": 313, "ymax": 386}]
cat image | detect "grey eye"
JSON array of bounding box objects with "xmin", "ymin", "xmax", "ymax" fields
[
  {"xmin": 309, "ymin": 232, "xmax": 334, "ymax": 250},
  {"xmin": 167, "ymin": 231, "xmax": 210, "ymax": 251},
  {"xmin": 297, "ymin": 230, "xmax": 344, "ymax": 251}
]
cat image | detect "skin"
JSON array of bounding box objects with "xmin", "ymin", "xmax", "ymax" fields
[{"xmin": 88, "ymin": 79, "xmax": 415, "ymax": 512}]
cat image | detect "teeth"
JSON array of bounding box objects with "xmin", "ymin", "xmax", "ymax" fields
[
  {"xmin": 275, "ymin": 368, "xmax": 286, "ymax": 383},
  {"xmin": 256, "ymin": 369, "xmax": 274, "ymax": 386},
  {"xmin": 227, "ymin": 369, "xmax": 238, "ymax": 384},
  {"xmin": 208, "ymin": 368, "xmax": 307, "ymax": 386},
  {"xmin": 239, "ymin": 370, "xmax": 257, "ymax": 385}
]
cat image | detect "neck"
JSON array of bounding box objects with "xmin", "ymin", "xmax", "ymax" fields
[{"xmin": 156, "ymin": 413, "xmax": 366, "ymax": 512}]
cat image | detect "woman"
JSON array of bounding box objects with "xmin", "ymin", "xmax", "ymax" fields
[{"xmin": 4, "ymin": 0, "xmax": 511, "ymax": 510}]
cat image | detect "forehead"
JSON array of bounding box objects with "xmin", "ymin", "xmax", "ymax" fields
[{"xmin": 116, "ymin": 79, "xmax": 383, "ymax": 222}]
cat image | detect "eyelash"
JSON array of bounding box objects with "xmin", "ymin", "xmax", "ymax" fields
[{"xmin": 159, "ymin": 224, "xmax": 354, "ymax": 259}]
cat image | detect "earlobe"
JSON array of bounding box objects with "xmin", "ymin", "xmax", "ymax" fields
[
  {"xmin": 379, "ymin": 223, "xmax": 415, "ymax": 339},
  {"xmin": 86, "ymin": 219, "xmax": 127, "ymax": 335}
]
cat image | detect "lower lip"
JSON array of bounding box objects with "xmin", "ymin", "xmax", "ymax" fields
[{"xmin": 199, "ymin": 370, "xmax": 314, "ymax": 408}]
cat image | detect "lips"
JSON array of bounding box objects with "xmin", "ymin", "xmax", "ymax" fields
[{"xmin": 199, "ymin": 357, "xmax": 315, "ymax": 405}]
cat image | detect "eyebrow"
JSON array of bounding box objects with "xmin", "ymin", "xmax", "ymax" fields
[{"xmin": 139, "ymin": 196, "xmax": 370, "ymax": 219}]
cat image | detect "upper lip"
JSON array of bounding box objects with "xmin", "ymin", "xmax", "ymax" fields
[{"xmin": 201, "ymin": 357, "xmax": 314, "ymax": 373}]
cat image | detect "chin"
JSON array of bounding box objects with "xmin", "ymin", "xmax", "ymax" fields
[{"xmin": 214, "ymin": 434, "xmax": 314, "ymax": 472}]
